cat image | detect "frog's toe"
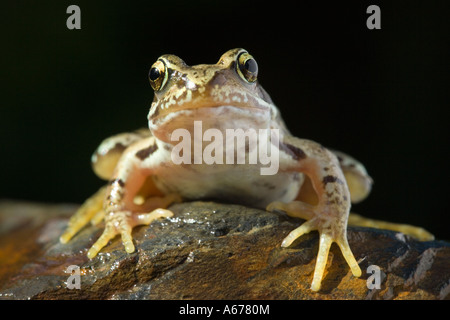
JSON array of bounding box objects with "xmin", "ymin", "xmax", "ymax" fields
[
  {"xmin": 60, "ymin": 225, "xmax": 79, "ymax": 244},
  {"xmin": 91, "ymin": 209, "xmax": 106, "ymax": 226},
  {"xmin": 60, "ymin": 186, "xmax": 106, "ymax": 244},
  {"xmin": 348, "ymin": 213, "xmax": 435, "ymax": 241},
  {"xmin": 87, "ymin": 210, "xmax": 132, "ymax": 258},
  {"xmin": 132, "ymin": 208, "xmax": 174, "ymax": 225},
  {"xmin": 86, "ymin": 208, "xmax": 174, "ymax": 259},
  {"xmin": 281, "ymin": 218, "xmax": 318, "ymax": 247},
  {"xmin": 282, "ymin": 219, "xmax": 361, "ymax": 291},
  {"xmin": 311, "ymin": 232, "xmax": 334, "ymax": 291},
  {"xmin": 336, "ymin": 234, "xmax": 362, "ymax": 278},
  {"xmin": 87, "ymin": 220, "xmax": 118, "ymax": 259},
  {"xmin": 312, "ymin": 232, "xmax": 362, "ymax": 292},
  {"xmin": 266, "ymin": 201, "xmax": 284, "ymax": 213},
  {"xmin": 120, "ymin": 223, "xmax": 135, "ymax": 254},
  {"xmin": 277, "ymin": 203, "xmax": 362, "ymax": 291},
  {"xmin": 280, "ymin": 218, "xmax": 334, "ymax": 291},
  {"xmin": 60, "ymin": 206, "xmax": 103, "ymax": 244}
]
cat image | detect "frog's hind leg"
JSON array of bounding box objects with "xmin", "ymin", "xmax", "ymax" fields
[
  {"xmin": 329, "ymin": 151, "xmax": 434, "ymax": 240},
  {"xmin": 91, "ymin": 129, "xmax": 151, "ymax": 180},
  {"xmin": 330, "ymin": 150, "xmax": 434, "ymax": 240},
  {"xmin": 267, "ymin": 137, "xmax": 362, "ymax": 291},
  {"xmin": 60, "ymin": 186, "xmax": 107, "ymax": 244},
  {"xmin": 348, "ymin": 213, "xmax": 434, "ymax": 241},
  {"xmin": 332, "ymin": 150, "xmax": 373, "ymax": 204}
]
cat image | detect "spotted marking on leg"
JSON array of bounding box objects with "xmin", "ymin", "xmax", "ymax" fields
[
  {"xmin": 322, "ymin": 175, "xmax": 344, "ymax": 186},
  {"xmin": 135, "ymin": 144, "xmax": 158, "ymax": 161}
]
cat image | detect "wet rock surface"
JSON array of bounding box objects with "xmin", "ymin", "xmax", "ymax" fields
[{"xmin": 0, "ymin": 200, "xmax": 449, "ymax": 300}]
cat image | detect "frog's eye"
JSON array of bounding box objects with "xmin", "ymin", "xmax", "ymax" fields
[
  {"xmin": 236, "ymin": 51, "xmax": 258, "ymax": 83},
  {"xmin": 149, "ymin": 60, "xmax": 168, "ymax": 91}
]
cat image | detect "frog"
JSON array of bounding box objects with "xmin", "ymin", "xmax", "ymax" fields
[{"xmin": 60, "ymin": 48, "xmax": 434, "ymax": 291}]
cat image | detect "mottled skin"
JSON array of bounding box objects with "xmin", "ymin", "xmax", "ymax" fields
[{"xmin": 60, "ymin": 49, "xmax": 432, "ymax": 291}]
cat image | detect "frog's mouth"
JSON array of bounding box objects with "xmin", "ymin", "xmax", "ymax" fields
[
  {"xmin": 148, "ymin": 92, "xmax": 271, "ymax": 120},
  {"xmin": 148, "ymin": 102, "xmax": 272, "ymax": 143}
]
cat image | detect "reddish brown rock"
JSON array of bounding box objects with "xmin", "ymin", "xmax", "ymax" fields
[{"xmin": 0, "ymin": 200, "xmax": 448, "ymax": 300}]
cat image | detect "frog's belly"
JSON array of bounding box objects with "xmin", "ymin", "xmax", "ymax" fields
[{"xmin": 153, "ymin": 164, "xmax": 303, "ymax": 209}]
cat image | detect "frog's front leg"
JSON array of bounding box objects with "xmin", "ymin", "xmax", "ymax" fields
[
  {"xmin": 61, "ymin": 137, "xmax": 181, "ymax": 258},
  {"xmin": 87, "ymin": 137, "xmax": 183, "ymax": 258},
  {"xmin": 267, "ymin": 136, "xmax": 361, "ymax": 291}
]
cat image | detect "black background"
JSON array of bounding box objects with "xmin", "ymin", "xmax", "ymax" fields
[{"xmin": 1, "ymin": 1, "xmax": 448, "ymax": 239}]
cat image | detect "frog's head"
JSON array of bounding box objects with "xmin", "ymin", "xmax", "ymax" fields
[{"xmin": 147, "ymin": 48, "xmax": 284, "ymax": 143}]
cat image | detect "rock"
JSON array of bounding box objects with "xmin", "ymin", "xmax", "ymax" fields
[{"xmin": 0, "ymin": 200, "xmax": 449, "ymax": 300}]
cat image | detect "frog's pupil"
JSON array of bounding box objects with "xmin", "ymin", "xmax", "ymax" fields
[
  {"xmin": 149, "ymin": 67, "xmax": 160, "ymax": 81},
  {"xmin": 245, "ymin": 59, "xmax": 257, "ymax": 73}
]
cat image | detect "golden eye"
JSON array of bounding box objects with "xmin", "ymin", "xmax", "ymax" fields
[
  {"xmin": 236, "ymin": 51, "xmax": 258, "ymax": 83},
  {"xmin": 149, "ymin": 60, "xmax": 168, "ymax": 91}
]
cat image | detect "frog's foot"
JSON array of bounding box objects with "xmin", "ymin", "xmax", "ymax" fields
[
  {"xmin": 87, "ymin": 208, "xmax": 174, "ymax": 259},
  {"xmin": 60, "ymin": 186, "xmax": 106, "ymax": 244},
  {"xmin": 348, "ymin": 213, "xmax": 435, "ymax": 241},
  {"xmin": 267, "ymin": 201, "xmax": 361, "ymax": 291},
  {"xmin": 61, "ymin": 190, "xmax": 181, "ymax": 246}
]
